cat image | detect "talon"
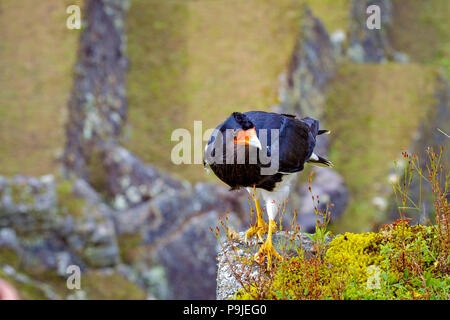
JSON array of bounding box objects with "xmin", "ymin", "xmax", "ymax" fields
[
  {"xmin": 254, "ymin": 238, "xmax": 283, "ymax": 269},
  {"xmin": 256, "ymin": 222, "xmax": 268, "ymax": 243},
  {"xmin": 245, "ymin": 220, "xmax": 268, "ymax": 244},
  {"xmin": 254, "ymin": 220, "xmax": 282, "ymax": 270}
]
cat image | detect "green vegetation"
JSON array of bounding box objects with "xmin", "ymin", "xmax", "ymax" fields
[
  {"xmin": 10, "ymin": 183, "xmax": 34, "ymax": 205},
  {"xmin": 307, "ymin": 0, "xmax": 349, "ymax": 32},
  {"xmin": 56, "ymin": 179, "xmax": 85, "ymax": 218},
  {"xmin": 235, "ymin": 220, "xmax": 448, "ymax": 300},
  {"xmin": 0, "ymin": 248, "xmax": 21, "ymax": 268},
  {"xmin": 117, "ymin": 232, "xmax": 144, "ymax": 264},
  {"xmin": 82, "ymin": 271, "xmax": 147, "ymax": 300},
  {"xmin": 325, "ymin": 62, "xmax": 436, "ymax": 233},
  {"xmin": 389, "ymin": 0, "xmax": 450, "ymax": 77},
  {"xmin": 0, "ymin": 0, "xmax": 82, "ymax": 176}
]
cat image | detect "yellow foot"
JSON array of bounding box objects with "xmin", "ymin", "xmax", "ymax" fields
[
  {"xmin": 254, "ymin": 238, "xmax": 283, "ymax": 270},
  {"xmin": 244, "ymin": 220, "xmax": 269, "ymax": 244}
]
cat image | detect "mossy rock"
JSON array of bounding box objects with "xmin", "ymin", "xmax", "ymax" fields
[
  {"xmin": 82, "ymin": 271, "xmax": 146, "ymax": 300},
  {"xmin": 56, "ymin": 180, "xmax": 85, "ymax": 218},
  {"xmin": 0, "ymin": 263, "xmax": 147, "ymax": 300},
  {"xmin": 232, "ymin": 221, "xmax": 449, "ymax": 300},
  {"xmin": 0, "ymin": 247, "xmax": 21, "ymax": 268},
  {"xmin": 117, "ymin": 232, "xmax": 144, "ymax": 264}
]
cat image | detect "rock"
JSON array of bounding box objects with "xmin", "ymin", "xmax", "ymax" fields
[
  {"xmin": 0, "ymin": 229, "xmax": 19, "ymax": 250},
  {"xmin": 347, "ymin": 0, "xmax": 407, "ymax": 63},
  {"xmin": 62, "ymin": 0, "xmax": 130, "ymax": 178},
  {"xmin": 112, "ymin": 182, "xmax": 248, "ymax": 299},
  {"xmin": 330, "ymin": 29, "xmax": 347, "ymax": 60},
  {"xmin": 156, "ymin": 211, "xmax": 229, "ymax": 299},
  {"xmin": 0, "ymin": 175, "xmax": 120, "ymax": 270},
  {"xmin": 348, "ymin": 0, "xmax": 393, "ymax": 62},
  {"xmin": 392, "ymin": 51, "xmax": 409, "ymax": 64},
  {"xmin": 279, "ymin": 6, "xmax": 336, "ymax": 119},
  {"xmin": 216, "ymin": 231, "xmax": 331, "ymax": 300},
  {"xmin": 102, "ymin": 145, "xmax": 185, "ymax": 209},
  {"xmin": 0, "ymin": 175, "xmax": 59, "ymax": 233}
]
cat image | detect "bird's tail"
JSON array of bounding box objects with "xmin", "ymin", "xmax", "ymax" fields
[{"xmin": 307, "ymin": 153, "xmax": 333, "ymax": 168}]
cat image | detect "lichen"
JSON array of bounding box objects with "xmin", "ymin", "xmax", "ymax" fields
[{"xmin": 10, "ymin": 183, "xmax": 35, "ymax": 206}]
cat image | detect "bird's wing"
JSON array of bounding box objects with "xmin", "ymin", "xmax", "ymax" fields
[
  {"xmin": 277, "ymin": 117, "xmax": 313, "ymax": 173},
  {"xmin": 244, "ymin": 112, "xmax": 314, "ymax": 173}
]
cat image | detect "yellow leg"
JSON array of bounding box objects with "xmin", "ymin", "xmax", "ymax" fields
[
  {"xmin": 245, "ymin": 199, "xmax": 268, "ymax": 243},
  {"xmin": 254, "ymin": 219, "xmax": 282, "ymax": 270}
]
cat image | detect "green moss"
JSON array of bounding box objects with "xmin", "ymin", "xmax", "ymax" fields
[
  {"xmin": 234, "ymin": 221, "xmax": 449, "ymax": 300},
  {"xmin": 117, "ymin": 233, "xmax": 143, "ymax": 264},
  {"xmin": 0, "ymin": 247, "xmax": 21, "ymax": 268},
  {"xmin": 56, "ymin": 180, "xmax": 85, "ymax": 218},
  {"xmin": 307, "ymin": 0, "xmax": 349, "ymax": 32},
  {"xmin": 10, "ymin": 183, "xmax": 34, "ymax": 205},
  {"xmin": 86, "ymin": 148, "xmax": 109, "ymax": 196},
  {"xmin": 82, "ymin": 271, "xmax": 147, "ymax": 300},
  {"xmin": 325, "ymin": 232, "xmax": 383, "ymax": 284}
]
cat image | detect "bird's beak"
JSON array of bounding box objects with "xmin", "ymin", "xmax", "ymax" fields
[
  {"xmin": 234, "ymin": 127, "xmax": 262, "ymax": 150},
  {"xmin": 248, "ymin": 135, "xmax": 262, "ymax": 150}
]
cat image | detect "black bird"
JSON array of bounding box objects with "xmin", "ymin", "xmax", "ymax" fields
[{"xmin": 204, "ymin": 111, "xmax": 332, "ymax": 268}]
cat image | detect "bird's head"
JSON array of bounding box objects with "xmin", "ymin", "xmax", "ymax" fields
[{"xmin": 231, "ymin": 112, "xmax": 262, "ymax": 150}]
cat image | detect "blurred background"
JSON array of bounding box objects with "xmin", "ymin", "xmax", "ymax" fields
[{"xmin": 0, "ymin": 0, "xmax": 448, "ymax": 299}]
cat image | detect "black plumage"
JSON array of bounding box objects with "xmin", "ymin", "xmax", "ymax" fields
[{"xmin": 204, "ymin": 111, "xmax": 326, "ymax": 191}]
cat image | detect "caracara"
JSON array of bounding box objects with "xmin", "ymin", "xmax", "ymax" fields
[{"xmin": 204, "ymin": 111, "xmax": 332, "ymax": 269}]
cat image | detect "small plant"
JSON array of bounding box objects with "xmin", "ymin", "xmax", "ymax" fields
[
  {"xmin": 391, "ymin": 146, "xmax": 449, "ymax": 274},
  {"xmin": 305, "ymin": 172, "xmax": 333, "ymax": 259}
]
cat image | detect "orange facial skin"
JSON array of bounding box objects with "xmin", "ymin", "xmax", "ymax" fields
[{"xmin": 234, "ymin": 127, "xmax": 257, "ymax": 146}]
